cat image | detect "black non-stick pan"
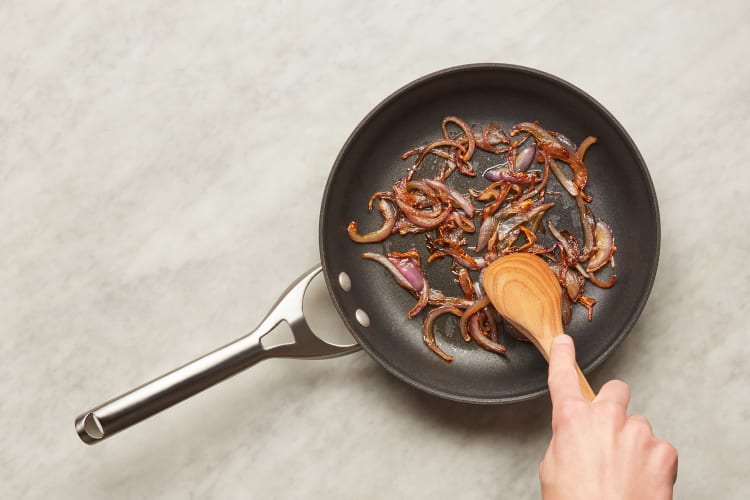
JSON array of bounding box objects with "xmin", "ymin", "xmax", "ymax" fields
[{"xmin": 76, "ymin": 64, "xmax": 659, "ymax": 443}]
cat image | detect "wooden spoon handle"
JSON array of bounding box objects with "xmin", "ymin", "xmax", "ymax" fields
[{"xmin": 576, "ymin": 364, "xmax": 596, "ymax": 401}]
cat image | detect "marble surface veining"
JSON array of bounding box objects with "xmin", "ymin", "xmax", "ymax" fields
[{"xmin": 2, "ymin": 1, "xmax": 749, "ymax": 498}]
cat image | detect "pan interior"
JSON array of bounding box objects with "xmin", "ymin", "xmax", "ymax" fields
[{"xmin": 320, "ymin": 65, "xmax": 659, "ymax": 403}]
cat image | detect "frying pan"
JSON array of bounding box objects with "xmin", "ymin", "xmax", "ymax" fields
[{"xmin": 75, "ymin": 64, "xmax": 659, "ymax": 444}]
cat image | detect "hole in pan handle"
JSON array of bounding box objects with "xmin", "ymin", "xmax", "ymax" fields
[{"xmin": 74, "ymin": 265, "xmax": 361, "ymax": 445}]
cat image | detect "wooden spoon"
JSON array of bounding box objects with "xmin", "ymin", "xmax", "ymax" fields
[{"xmin": 483, "ymin": 253, "xmax": 596, "ymax": 401}]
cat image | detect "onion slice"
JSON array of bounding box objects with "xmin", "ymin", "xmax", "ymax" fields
[
  {"xmin": 422, "ymin": 306, "xmax": 462, "ymax": 361},
  {"xmin": 362, "ymin": 252, "xmax": 421, "ymax": 292},
  {"xmin": 511, "ymin": 121, "xmax": 588, "ymax": 192},
  {"xmin": 422, "ymin": 178, "xmax": 476, "ymax": 217},
  {"xmin": 586, "ymin": 220, "xmax": 617, "ymax": 272},
  {"xmin": 468, "ymin": 313, "xmax": 507, "ymax": 355},
  {"xmin": 347, "ymin": 199, "xmax": 398, "ymax": 243},
  {"xmin": 576, "ymin": 196, "xmax": 596, "ymax": 260}
]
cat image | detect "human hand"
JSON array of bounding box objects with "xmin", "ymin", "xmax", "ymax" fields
[{"xmin": 540, "ymin": 335, "xmax": 678, "ymax": 500}]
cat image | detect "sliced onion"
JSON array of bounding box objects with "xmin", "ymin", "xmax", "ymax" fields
[
  {"xmin": 548, "ymin": 157, "xmax": 579, "ymax": 197},
  {"xmin": 442, "ymin": 116, "xmax": 475, "ymax": 161},
  {"xmin": 423, "ymin": 178, "xmax": 475, "ymax": 217},
  {"xmin": 475, "ymin": 213, "xmax": 500, "ymax": 252},
  {"xmin": 451, "ymin": 211, "xmax": 476, "ymax": 233},
  {"xmin": 468, "ymin": 314, "xmax": 507, "ymax": 355},
  {"xmin": 422, "ymin": 306, "xmax": 462, "ymax": 361},
  {"xmin": 456, "ymin": 268, "xmax": 474, "ymax": 300},
  {"xmin": 459, "ymin": 296, "xmax": 490, "ymax": 342},
  {"xmin": 548, "ymin": 262, "xmax": 584, "ymax": 301},
  {"xmin": 428, "ymin": 289, "xmax": 474, "ymax": 309},
  {"xmin": 576, "ymin": 196, "xmax": 596, "ymax": 260},
  {"xmin": 362, "ymin": 252, "xmax": 421, "ymax": 292},
  {"xmin": 515, "ymin": 144, "xmax": 536, "ymax": 172},
  {"xmin": 394, "ymin": 181, "xmax": 453, "ymax": 228},
  {"xmin": 554, "ymin": 132, "xmax": 578, "ymax": 153},
  {"xmin": 347, "ymin": 199, "xmax": 397, "ymax": 243},
  {"xmin": 386, "ymin": 252, "xmax": 425, "ymax": 292},
  {"xmin": 511, "ymin": 121, "xmax": 588, "ymax": 192},
  {"xmin": 409, "ymin": 275, "xmax": 430, "ymax": 317},
  {"xmin": 561, "ymin": 293, "xmax": 573, "ymax": 326},
  {"xmin": 496, "ymin": 202, "xmax": 555, "ymax": 243},
  {"xmin": 482, "ymin": 161, "xmax": 510, "ymax": 183},
  {"xmin": 578, "ymin": 136, "xmax": 597, "ymax": 160},
  {"xmin": 440, "ymin": 247, "xmax": 486, "ymax": 270},
  {"xmin": 588, "ymin": 270, "xmax": 616, "ymax": 288},
  {"xmin": 586, "ymin": 220, "xmax": 616, "ymax": 272}
]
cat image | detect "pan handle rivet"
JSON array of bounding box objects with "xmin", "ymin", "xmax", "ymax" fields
[
  {"xmin": 338, "ymin": 272, "xmax": 352, "ymax": 292},
  {"xmin": 355, "ymin": 309, "xmax": 370, "ymax": 327}
]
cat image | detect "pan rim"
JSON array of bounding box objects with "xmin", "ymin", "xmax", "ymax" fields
[{"xmin": 319, "ymin": 63, "xmax": 660, "ymax": 404}]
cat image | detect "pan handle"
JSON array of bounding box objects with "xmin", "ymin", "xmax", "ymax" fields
[{"xmin": 74, "ymin": 265, "xmax": 360, "ymax": 444}]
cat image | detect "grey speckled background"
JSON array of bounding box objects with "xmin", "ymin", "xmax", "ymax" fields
[{"xmin": 2, "ymin": 1, "xmax": 749, "ymax": 498}]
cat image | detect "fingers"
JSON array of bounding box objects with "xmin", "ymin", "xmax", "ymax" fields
[
  {"xmin": 548, "ymin": 334, "xmax": 584, "ymax": 405},
  {"xmin": 595, "ymin": 379, "xmax": 631, "ymax": 410}
]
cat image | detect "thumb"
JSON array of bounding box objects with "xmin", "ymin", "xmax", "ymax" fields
[{"xmin": 548, "ymin": 334, "xmax": 584, "ymax": 405}]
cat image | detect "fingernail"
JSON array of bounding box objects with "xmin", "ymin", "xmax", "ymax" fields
[{"xmin": 553, "ymin": 334, "xmax": 572, "ymax": 345}]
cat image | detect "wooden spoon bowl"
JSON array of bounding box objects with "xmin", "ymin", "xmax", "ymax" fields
[{"xmin": 483, "ymin": 253, "xmax": 596, "ymax": 400}]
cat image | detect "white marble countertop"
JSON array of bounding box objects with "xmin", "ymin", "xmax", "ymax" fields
[{"xmin": 2, "ymin": 1, "xmax": 749, "ymax": 498}]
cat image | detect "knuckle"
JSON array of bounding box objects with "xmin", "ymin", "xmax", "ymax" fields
[
  {"xmin": 655, "ymin": 441, "xmax": 679, "ymax": 464},
  {"xmin": 627, "ymin": 415, "xmax": 653, "ymax": 435},
  {"xmin": 553, "ymin": 399, "xmax": 586, "ymax": 426},
  {"xmin": 597, "ymin": 400, "xmax": 625, "ymax": 417},
  {"xmin": 548, "ymin": 366, "xmax": 576, "ymax": 385}
]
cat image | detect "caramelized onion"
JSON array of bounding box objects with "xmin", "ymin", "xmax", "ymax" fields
[
  {"xmin": 587, "ymin": 220, "xmax": 616, "ymax": 272},
  {"xmin": 422, "ymin": 306, "xmax": 462, "ymax": 361},
  {"xmin": 347, "ymin": 199, "xmax": 397, "ymax": 243}
]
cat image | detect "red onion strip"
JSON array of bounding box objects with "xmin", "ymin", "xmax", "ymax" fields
[{"xmin": 422, "ymin": 306, "xmax": 462, "ymax": 361}]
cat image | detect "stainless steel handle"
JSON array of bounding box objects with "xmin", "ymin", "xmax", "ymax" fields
[{"xmin": 75, "ymin": 266, "xmax": 360, "ymax": 444}]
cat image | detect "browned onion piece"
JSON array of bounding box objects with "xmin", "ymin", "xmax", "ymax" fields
[
  {"xmin": 433, "ymin": 245, "xmax": 486, "ymax": 270},
  {"xmin": 423, "ymin": 178, "xmax": 476, "ymax": 217},
  {"xmin": 409, "ymin": 274, "xmax": 430, "ymax": 318},
  {"xmin": 589, "ymin": 271, "xmax": 616, "ymax": 288},
  {"xmin": 456, "ymin": 268, "xmax": 474, "ymax": 300},
  {"xmin": 548, "ymin": 156, "xmax": 579, "ymax": 197},
  {"xmin": 548, "ymin": 262, "xmax": 584, "ymax": 301},
  {"xmin": 394, "ymin": 181, "xmax": 453, "ymax": 228},
  {"xmin": 347, "ymin": 199, "xmax": 398, "ymax": 243},
  {"xmin": 586, "ymin": 220, "xmax": 616, "ymax": 272},
  {"xmin": 578, "ymin": 296, "xmax": 596, "ymax": 321},
  {"xmin": 578, "ymin": 136, "xmax": 597, "ymax": 160},
  {"xmin": 511, "ymin": 122, "xmax": 588, "ymax": 192},
  {"xmin": 483, "ymin": 305, "xmax": 499, "ymax": 342},
  {"xmin": 459, "ymin": 296, "xmax": 490, "ymax": 342},
  {"xmin": 561, "ymin": 293, "xmax": 573, "ymax": 326},
  {"xmin": 475, "ymin": 214, "xmax": 499, "ymax": 252},
  {"xmin": 442, "ymin": 116, "xmax": 475, "ymax": 161},
  {"xmin": 553, "ymin": 132, "xmax": 578, "ymax": 153},
  {"xmin": 428, "ymin": 289, "xmax": 474, "ymax": 309},
  {"xmin": 496, "ymin": 202, "xmax": 555, "ymax": 243},
  {"xmin": 451, "ymin": 211, "xmax": 476, "ymax": 233},
  {"xmin": 422, "ymin": 306, "xmax": 462, "ymax": 361},
  {"xmin": 414, "ymin": 139, "xmax": 466, "ymax": 169},
  {"xmin": 468, "ymin": 314, "xmax": 507, "ymax": 355},
  {"xmin": 576, "ymin": 195, "xmax": 596, "ymax": 260}
]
